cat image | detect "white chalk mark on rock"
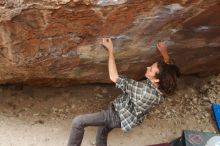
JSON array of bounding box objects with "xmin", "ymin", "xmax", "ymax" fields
[
  {"xmin": 96, "ymin": 0, "xmax": 127, "ymax": 6},
  {"xmin": 194, "ymin": 26, "xmax": 211, "ymax": 32},
  {"xmin": 164, "ymin": 3, "xmax": 184, "ymax": 14},
  {"xmin": 111, "ymin": 35, "xmax": 131, "ymax": 41}
]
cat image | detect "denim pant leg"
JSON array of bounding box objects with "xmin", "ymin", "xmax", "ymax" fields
[
  {"xmin": 96, "ymin": 126, "xmax": 113, "ymax": 146},
  {"xmin": 96, "ymin": 107, "xmax": 121, "ymax": 146},
  {"xmin": 67, "ymin": 111, "xmax": 107, "ymax": 146}
]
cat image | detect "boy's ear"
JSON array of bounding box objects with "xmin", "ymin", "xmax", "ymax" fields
[
  {"xmin": 152, "ymin": 78, "xmax": 160, "ymax": 83},
  {"xmin": 154, "ymin": 79, "xmax": 160, "ymax": 83}
]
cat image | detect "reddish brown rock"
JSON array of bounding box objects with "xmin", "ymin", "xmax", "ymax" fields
[{"xmin": 0, "ymin": 0, "xmax": 219, "ymax": 86}]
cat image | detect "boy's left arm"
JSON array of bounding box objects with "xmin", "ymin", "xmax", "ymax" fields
[{"xmin": 157, "ymin": 41, "xmax": 174, "ymax": 64}]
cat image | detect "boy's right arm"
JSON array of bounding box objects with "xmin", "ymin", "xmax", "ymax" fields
[{"xmin": 101, "ymin": 38, "xmax": 119, "ymax": 83}]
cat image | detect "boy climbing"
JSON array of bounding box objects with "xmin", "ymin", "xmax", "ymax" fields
[{"xmin": 67, "ymin": 38, "xmax": 180, "ymax": 146}]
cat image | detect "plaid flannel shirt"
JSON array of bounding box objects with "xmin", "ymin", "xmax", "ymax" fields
[{"xmin": 112, "ymin": 75, "xmax": 164, "ymax": 132}]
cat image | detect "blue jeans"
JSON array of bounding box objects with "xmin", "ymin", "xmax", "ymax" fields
[{"xmin": 67, "ymin": 105, "xmax": 121, "ymax": 146}]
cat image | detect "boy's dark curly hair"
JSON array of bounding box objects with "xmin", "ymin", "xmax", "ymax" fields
[{"xmin": 156, "ymin": 61, "xmax": 181, "ymax": 95}]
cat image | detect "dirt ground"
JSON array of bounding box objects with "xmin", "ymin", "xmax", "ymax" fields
[{"xmin": 0, "ymin": 74, "xmax": 219, "ymax": 146}]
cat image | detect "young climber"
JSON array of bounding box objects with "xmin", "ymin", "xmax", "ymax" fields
[{"xmin": 67, "ymin": 38, "xmax": 180, "ymax": 146}]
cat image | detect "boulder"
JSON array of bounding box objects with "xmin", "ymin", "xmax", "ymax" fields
[{"xmin": 0, "ymin": 0, "xmax": 219, "ymax": 86}]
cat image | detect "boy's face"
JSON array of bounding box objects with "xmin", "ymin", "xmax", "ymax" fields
[{"xmin": 145, "ymin": 62, "xmax": 160, "ymax": 82}]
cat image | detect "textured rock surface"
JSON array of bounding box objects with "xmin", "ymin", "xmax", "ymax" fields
[{"xmin": 0, "ymin": 0, "xmax": 219, "ymax": 86}]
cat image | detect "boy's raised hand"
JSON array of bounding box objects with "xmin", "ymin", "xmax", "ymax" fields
[
  {"xmin": 101, "ymin": 38, "xmax": 113, "ymax": 53},
  {"xmin": 157, "ymin": 41, "xmax": 170, "ymax": 63},
  {"xmin": 157, "ymin": 41, "xmax": 168, "ymax": 54}
]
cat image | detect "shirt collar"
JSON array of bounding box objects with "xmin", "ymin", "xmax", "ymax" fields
[{"xmin": 143, "ymin": 77, "xmax": 163, "ymax": 95}]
